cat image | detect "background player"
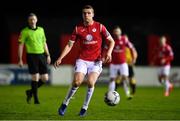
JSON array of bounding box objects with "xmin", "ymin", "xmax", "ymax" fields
[
  {"xmin": 124, "ymin": 35, "xmax": 138, "ymax": 95},
  {"xmin": 18, "ymin": 13, "xmax": 51, "ymax": 104},
  {"xmin": 151, "ymin": 36, "xmax": 174, "ymax": 96},
  {"xmin": 54, "ymin": 5, "xmax": 114, "ymax": 116},
  {"xmin": 107, "ymin": 26, "xmax": 137, "ymax": 99},
  {"xmin": 115, "ymin": 35, "xmax": 138, "ymax": 95}
]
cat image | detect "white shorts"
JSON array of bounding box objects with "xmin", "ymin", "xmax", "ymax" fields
[
  {"xmin": 110, "ymin": 63, "xmax": 129, "ymax": 78},
  {"xmin": 74, "ymin": 59, "xmax": 102, "ymax": 75},
  {"xmin": 158, "ymin": 65, "xmax": 170, "ymax": 76}
]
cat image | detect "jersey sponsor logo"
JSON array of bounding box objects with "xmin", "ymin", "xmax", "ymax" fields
[
  {"xmin": 84, "ymin": 41, "xmax": 98, "ymax": 44},
  {"xmin": 113, "ymin": 45, "xmax": 123, "ymax": 52},
  {"xmin": 113, "ymin": 49, "xmax": 123, "ymax": 52},
  {"xmin": 92, "ymin": 28, "xmax": 96, "ymax": 32},
  {"xmin": 86, "ymin": 34, "xmax": 93, "ymax": 41}
]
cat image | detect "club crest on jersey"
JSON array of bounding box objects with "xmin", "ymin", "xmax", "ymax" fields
[
  {"xmin": 86, "ymin": 34, "xmax": 93, "ymax": 41},
  {"xmin": 92, "ymin": 28, "xmax": 96, "ymax": 32}
]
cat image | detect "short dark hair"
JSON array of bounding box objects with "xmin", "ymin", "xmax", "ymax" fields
[
  {"xmin": 28, "ymin": 13, "xmax": 37, "ymax": 18},
  {"xmin": 82, "ymin": 5, "xmax": 94, "ymax": 13},
  {"xmin": 113, "ymin": 25, "xmax": 121, "ymax": 30}
]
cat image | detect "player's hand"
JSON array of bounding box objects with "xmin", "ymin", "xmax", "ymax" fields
[
  {"xmin": 47, "ymin": 55, "xmax": 51, "ymax": 65},
  {"xmin": 104, "ymin": 53, "xmax": 112, "ymax": 63},
  {"xmin": 54, "ymin": 58, "xmax": 62, "ymax": 69},
  {"xmin": 18, "ymin": 60, "xmax": 23, "ymax": 68},
  {"xmin": 161, "ymin": 59, "xmax": 166, "ymax": 64},
  {"xmin": 131, "ymin": 59, "xmax": 136, "ymax": 65}
]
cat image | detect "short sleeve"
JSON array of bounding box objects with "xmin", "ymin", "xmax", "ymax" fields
[
  {"xmin": 18, "ymin": 30, "xmax": 26, "ymax": 43},
  {"xmin": 125, "ymin": 37, "xmax": 133, "ymax": 49},
  {"xmin": 42, "ymin": 28, "xmax": 46, "ymax": 43},
  {"xmin": 101, "ymin": 24, "xmax": 111, "ymax": 39},
  {"xmin": 167, "ymin": 45, "xmax": 174, "ymax": 56}
]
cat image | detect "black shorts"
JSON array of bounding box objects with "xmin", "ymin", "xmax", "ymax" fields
[
  {"xmin": 27, "ymin": 53, "xmax": 48, "ymax": 74},
  {"xmin": 128, "ymin": 65, "xmax": 135, "ymax": 78}
]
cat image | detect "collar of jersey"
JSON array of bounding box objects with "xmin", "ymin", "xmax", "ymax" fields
[{"xmin": 28, "ymin": 26, "xmax": 38, "ymax": 31}]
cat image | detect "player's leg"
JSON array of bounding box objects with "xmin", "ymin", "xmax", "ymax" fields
[
  {"xmin": 129, "ymin": 77, "xmax": 136, "ymax": 95},
  {"xmin": 165, "ymin": 76, "xmax": 173, "ymax": 96},
  {"xmin": 26, "ymin": 54, "xmax": 49, "ymax": 104},
  {"xmin": 162, "ymin": 65, "xmax": 173, "ymax": 96},
  {"xmin": 38, "ymin": 54, "xmax": 49, "ymax": 88},
  {"xmin": 26, "ymin": 54, "xmax": 40, "ymax": 104},
  {"xmin": 158, "ymin": 66, "xmax": 166, "ymax": 84},
  {"xmin": 129, "ymin": 65, "xmax": 136, "ymax": 95},
  {"xmin": 79, "ymin": 61, "xmax": 102, "ymax": 116},
  {"xmin": 115, "ymin": 75, "xmax": 121, "ymax": 91},
  {"xmin": 31, "ymin": 74, "xmax": 40, "ymax": 104},
  {"xmin": 158, "ymin": 75, "xmax": 163, "ymax": 84},
  {"xmin": 38, "ymin": 74, "xmax": 48, "ymax": 89},
  {"xmin": 79, "ymin": 72, "xmax": 99, "ymax": 116},
  {"xmin": 109, "ymin": 78, "xmax": 116, "ymax": 91},
  {"xmin": 65, "ymin": 72, "xmax": 85, "ymax": 105},
  {"xmin": 120, "ymin": 63, "xmax": 131, "ymax": 99},
  {"xmin": 122, "ymin": 75, "xmax": 131, "ymax": 99},
  {"xmin": 109, "ymin": 64, "xmax": 117, "ymax": 91},
  {"xmin": 58, "ymin": 72, "xmax": 85, "ymax": 116},
  {"xmin": 26, "ymin": 76, "xmax": 40, "ymax": 104},
  {"xmin": 26, "ymin": 74, "xmax": 47, "ymax": 104},
  {"xmin": 39, "ymin": 74, "xmax": 48, "ymax": 87},
  {"xmin": 58, "ymin": 59, "xmax": 87, "ymax": 116}
]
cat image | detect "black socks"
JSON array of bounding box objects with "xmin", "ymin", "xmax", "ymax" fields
[
  {"xmin": 31, "ymin": 81, "xmax": 39, "ymax": 103},
  {"xmin": 38, "ymin": 79, "xmax": 45, "ymax": 88}
]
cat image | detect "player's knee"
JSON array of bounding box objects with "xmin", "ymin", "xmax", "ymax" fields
[
  {"xmin": 31, "ymin": 74, "xmax": 39, "ymax": 81},
  {"xmin": 73, "ymin": 80, "xmax": 81, "ymax": 87},
  {"xmin": 87, "ymin": 79, "xmax": 95, "ymax": 88},
  {"xmin": 87, "ymin": 82, "xmax": 94, "ymax": 88},
  {"xmin": 121, "ymin": 75, "xmax": 128, "ymax": 81},
  {"xmin": 73, "ymin": 75, "xmax": 84, "ymax": 87},
  {"xmin": 110, "ymin": 78, "xmax": 115, "ymax": 82},
  {"xmin": 130, "ymin": 78, "xmax": 136, "ymax": 84},
  {"xmin": 41, "ymin": 74, "xmax": 49, "ymax": 81}
]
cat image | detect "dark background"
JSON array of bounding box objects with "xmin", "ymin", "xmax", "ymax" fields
[{"xmin": 0, "ymin": 0, "xmax": 180, "ymax": 65}]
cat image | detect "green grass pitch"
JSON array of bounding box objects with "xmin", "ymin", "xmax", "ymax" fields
[{"xmin": 0, "ymin": 85, "xmax": 180, "ymax": 120}]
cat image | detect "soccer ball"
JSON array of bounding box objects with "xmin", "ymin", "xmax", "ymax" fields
[{"xmin": 104, "ymin": 91, "xmax": 120, "ymax": 106}]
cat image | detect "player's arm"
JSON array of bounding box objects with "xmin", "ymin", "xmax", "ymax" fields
[
  {"xmin": 104, "ymin": 36, "xmax": 115, "ymax": 63},
  {"xmin": 101, "ymin": 24, "xmax": 115, "ymax": 63},
  {"xmin": 167, "ymin": 46, "xmax": 174, "ymax": 61},
  {"xmin": 18, "ymin": 43, "xmax": 24, "ymax": 67},
  {"xmin": 42, "ymin": 28, "xmax": 51, "ymax": 64},
  {"xmin": 44, "ymin": 42, "xmax": 51, "ymax": 64},
  {"xmin": 162, "ymin": 45, "xmax": 174, "ymax": 64},
  {"xmin": 126, "ymin": 39, "xmax": 137, "ymax": 64},
  {"xmin": 54, "ymin": 40, "xmax": 75, "ymax": 68},
  {"xmin": 54, "ymin": 26, "xmax": 77, "ymax": 68},
  {"xmin": 18, "ymin": 31, "xmax": 26, "ymax": 67},
  {"xmin": 131, "ymin": 47, "xmax": 138, "ymax": 64}
]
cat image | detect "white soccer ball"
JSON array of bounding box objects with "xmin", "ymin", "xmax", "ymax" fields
[{"xmin": 104, "ymin": 91, "xmax": 120, "ymax": 106}]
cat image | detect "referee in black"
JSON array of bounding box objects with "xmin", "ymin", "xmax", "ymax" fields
[{"xmin": 18, "ymin": 13, "xmax": 51, "ymax": 104}]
